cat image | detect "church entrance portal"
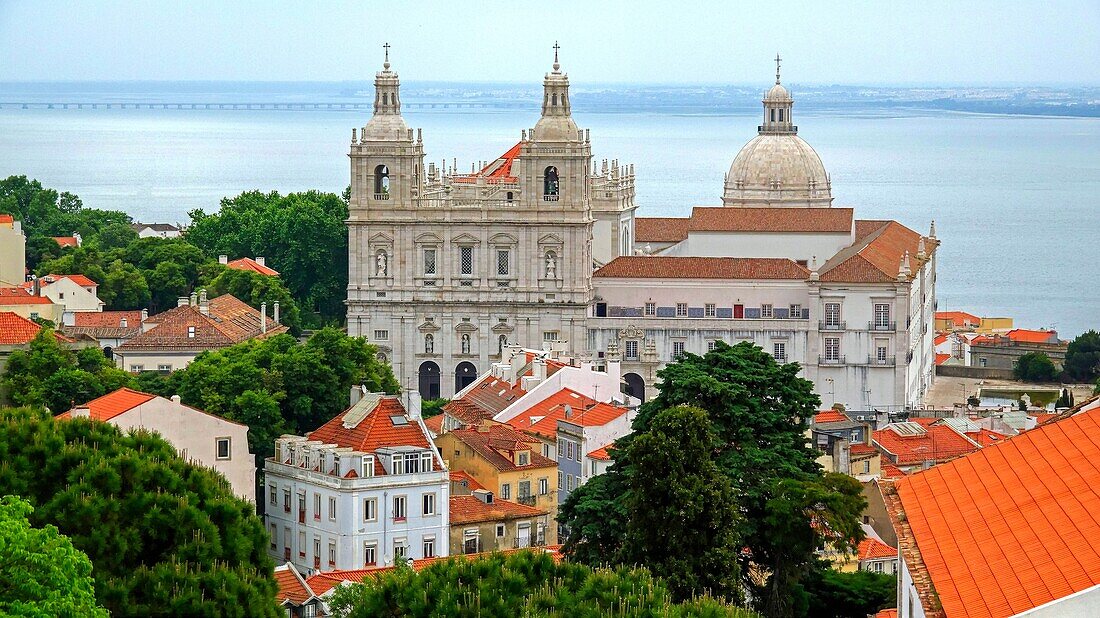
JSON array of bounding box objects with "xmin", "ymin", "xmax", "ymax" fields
[
  {"xmin": 418, "ymin": 361, "xmax": 441, "ymax": 400},
  {"xmin": 454, "ymin": 362, "xmax": 478, "ymax": 393}
]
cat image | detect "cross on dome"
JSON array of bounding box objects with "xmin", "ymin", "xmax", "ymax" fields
[
  {"xmin": 383, "ymin": 42, "xmax": 391, "ymax": 70},
  {"xmin": 775, "ymin": 53, "xmax": 782, "ymax": 84},
  {"xmin": 552, "ymin": 41, "xmax": 561, "ymax": 72}
]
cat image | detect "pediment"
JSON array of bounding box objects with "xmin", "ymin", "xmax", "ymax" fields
[
  {"xmin": 538, "ymin": 233, "xmax": 564, "ymax": 246},
  {"xmin": 491, "ymin": 321, "xmax": 514, "ymax": 334},
  {"xmin": 415, "ymin": 232, "xmax": 443, "ymax": 244},
  {"xmin": 454, "ymin": 321, "xmax": 479, "ymax": 333},
  {"xmin": 489, "ymin": 232, "xmax": 518, "ymax": 245},
  {"xmin": 418, "ymin": 319, "xmax": 441, "ymax": 333},
  {"xmin": 451, "ymin": 233, "xmax": 481, "ymax": 245},
  {"xmin": 369, "ymin": 232, "xmax": 394, "ymax": 244}
]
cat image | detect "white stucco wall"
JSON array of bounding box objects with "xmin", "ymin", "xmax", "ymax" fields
[
  {"xmin": 664, "ymin": 230, "xmax": 852, "ymax": 264},
  {"xmin": 39, "ymin": 277, "xmax": 104, "ymax": 313}
]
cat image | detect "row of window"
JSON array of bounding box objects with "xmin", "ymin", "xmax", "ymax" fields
[
  {"xmin": 558, "ymin": 470, "xmax": 581, "ymax": 492},
  {"xmin": 557, "ymin": 438, "xmax": 581, "ymax": 463},
  {"xmin": 269, "ymin": 489, "xmax": 437, "ymax": 521},
  {"xmin": 498, "ymin": 478, "xmax": 548, "ymax": 500},
  {"xmin": 128, "ymin": 363, "xmax": 173, "ymax": 373},
  {"xmin": 611, "ymin": 302, "xmax": 893, "ymax": 325},
  {"xmin": 374, "ymin": 247, "xmax": 562, "ymax": 280},
  {"xmin": 273, "ymin": 524, "xmax": 437, "ymax": 568}
]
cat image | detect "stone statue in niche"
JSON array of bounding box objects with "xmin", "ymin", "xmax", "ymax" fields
[
  {"xmin": 545, "ymin": 251, "xmax": 556, "ymax": 278},
  {"xmin": 376, "ymin": 251, "xmax": 388, "ymax": 276}
]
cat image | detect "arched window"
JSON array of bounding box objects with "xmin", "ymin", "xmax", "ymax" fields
[
  {"xmin": 506, "ymin": 191, "xmax": 514, "ymax": 203},
  {"xmin": 778, "ymin": 109, "xmax": 784, "ymax": 122},
  {"xmin": 376, "ymin": 352, "xmax": 387, "ymax": 363},
  {"xmin": 543, "ymin": 166, "xmax": 559, "ymax": 199},
  {"xmin": 461, "ymin": 334, "xmax": 471, "ymax": 354},
  {"xmin": 424, "ymin": 334, "xmax": 434, "ymax": 354},
  {"xmin": 374, "ymin": 165, "xmax": 390, "ymax": 198},
  {"xmin": 770, "ymin": 109, "xmax": 776, "ymax": 122},
  {"xmin": 498, "ymin": 334, "xmax": 507, "ymax": 356}
]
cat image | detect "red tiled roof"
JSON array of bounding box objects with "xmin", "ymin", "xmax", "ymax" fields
[
  {"xmin": 116, "ymin": 294, "xmax": 286, "ymax": 351},
  {"xmin": 880, "ymin": 464, "xmax": 907, "ymax": 479},
  {"xmin": 450, "ymin": 470, "xmax": 485, "ymax": 492},
  {"xmin": 965, "ymin": 427, "xmax": 1009, "ymax": 447},
  {"xmin": 594, "ymin": 256, "xmax": 809, "ymax": 280},
  {"xmin": 51, "ymin": 236, "xmax": 78, "ymax": 247},
  {"xmin": 858, "ymin": 537, "xmax": 897, "ymax": 561},
  {"xmin": 587, "ymin": 443, "xmax": 614, "ymax": 461},
  {"xmin": 507, "ymin": 388, "xmax": 628, "ymax": 440},
  {"xmin": 56, "ymin": 387, "xmax": 156, "ymax": 421},
  {"xmin": 872, "ymin": 422, "xmax": 980, "ymax": 466},
  {"xmin": 634, "ymin": 217, "xmax": 690, "ymax": 243},
  {"xmin": 274, "ymin": 565, "xmax": 315, "ymax": 606},
  {"xmin": 0, "ymin": 287, "xmax": 52, "ymax": 305},
  {"xmin": 0, "ymin": 312, "xmax": 45, "ymax": 344},
  {"xmin": 874, "ymin": 610, "xmax": 898, "ymax": 618},
  {"xmin": 43, "ymin": 273, "xmax": 98, "ymax": 287},
  {"xmin": 934, "ymin": 353, "xmax": 951, "ymax": 366},
  {"xmin": 448, "ymin": 374, "xmax": 527, "ymax": 419},
  {"xmin": 813, "ymin": 409, "xmax": 849, "ymax": 424},
  {"xmin": 1030, "ymin": 412, "xmax": 1059, "ymax": 426},
  {"xmin": 423, "ymin": 414, "xmax": 445, "ymax": 434},
  {"xmin": 453, "ymin": 142, "xmax": 522, "ymax": 184},
  {"xmin": 933, "ymin": 333, "xmax": 948, "ymax": 346},
  {"xmin": 896, "ymin": 405, "xmax": 1100, "ymax": 618},
  {"xmin": 820, "ymin": 220, "xmax": 929, "ymax": 284},
  {"xmin": 0, "ymin": 214, "xmax": 13, "ymax": 224},
  {"xmin": 1005, "ymin": 328, "xmax": 1059, "ymax": 344},
  {"xmin": 850, "ymin": 443, "xmax": 877, "ymax": 456},
  {"xmin": 936, "ymin": 311, "xmax": 982, "ymax": 328},
  {"xmin": 306, "ymin": 397, "xmax": 434, "ymax": 474},
  {"xmin": 226, "ymin": 257, "xmax": 280, "ymax": 276},
  {"xmin": 688, "ymin": 206, "xmax": 854, "ymax": 233},
  {"xmin": 449, "ymin": 495, "xmax": 547, "ymax": 525},
  {"xmin": 449, "ymin": 424, "xmax": 556, "ymax": 472},
  {"xmin": 71, "ymin": 310, "xmax": 143, "ymax": 328}
]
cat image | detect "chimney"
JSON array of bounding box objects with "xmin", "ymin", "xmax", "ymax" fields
[
  {"xmin": 198, "ymin": 289, "xmax": 208, "ymax": 315},
  {"xmin": 350, "ymin": 384, "xmax": 365, "ymax": 406},
  {"xmin": 177, "ymin": 297, "xmax": 188, "ymax": 307},
  {"xmin": 472, "ymin": 489, "xmax": 493, "ymax": 504},
  {"xmin": 141, "ymin": 308, "xmax": 148, "ymax": 322},
  {"xmin": 564, "ymin": 404, "xmax": 573, "ymax": 419},
  {"xmin": 273, "ymin": 301, "xmax": 280, "ymax": 324},
  {"xmin": 31, "ymin": 275, "xmax": 40, "ymax": 296},
  {"xmin": 260, "ymin": 302, "xmax": 267, "ymax": 333},
  {"xmin": 219, "ymin": 254, "xmax": 228, "ymax": 265},
  {"xmin": 406, "ymin": 390, "xmax": 422, "ymax": 420},
  {"xmin": 189, "ymin": 292, "xmax": 198, "ymax": 306},
  {"xmin": 171, "ymin": 394, "xmax": 181, "ymax": 404},
  {"xmin": 70, "ymin": 406, "xmax": 90, "ymax": 419},
  {"xmin": 256, "ymin": 256, "xmax": 265, "ymax": 267}
]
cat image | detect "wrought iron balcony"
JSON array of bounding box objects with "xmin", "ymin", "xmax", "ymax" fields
[
  {"xmin": 818, "ymin": 355, "xmax": 846, "ymax": 365},
  {"xmin": 868, "ymin": 355, "xmax": 896, "ymax": 366},
  {"xmin": 869, "ymin": 321, "xmax": 897, "ymax": 332},
  {"xmin": 819, "ymin": 320, "xmax": 846, "ymax": 331}
]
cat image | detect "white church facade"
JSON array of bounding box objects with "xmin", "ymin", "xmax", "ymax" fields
[{"xmin": 346, "ymin": 49, "xmax": 937, "ymax": 412}]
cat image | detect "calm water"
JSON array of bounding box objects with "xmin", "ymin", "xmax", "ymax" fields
[{"xmin": 1, "ymin": 100, "xmax": 1098, "ymax": 337}]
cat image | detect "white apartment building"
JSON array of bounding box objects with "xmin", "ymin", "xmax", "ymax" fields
[{"xmin": 264, "ymin": 392, "xmax": 449, "ymax": 574}]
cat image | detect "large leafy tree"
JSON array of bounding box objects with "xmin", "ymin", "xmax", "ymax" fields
[
  {"xmin": 202, "ymin": 266, "xmax": 303, "ymax": 334},
  {"xmin": 802, "ymin": 565, "xmax": 895, "ymax": 618},
  {"xmin": 186, "ymin": 190, "xmax": 349, "ymax": 324},
  {"xmin": 0, "ymin": 407, "xmax": 279, "ymax": 617},
  {"xmin": 0, "ymin": 495, "xmax": 107, "ymax": 617},
  {"xmin": 0, "ymin": 175, "xmax": 129, "ymax": 240},
  {"xmin": 1014, "ymin": 351, "xmax": 1058, "ymax": 382},
  {"xmin": 560, "ymin": 341, "xmax": 866, "ymax": 617},
  {"xmin": 329, "ymin": 550, "xmax": 757, "ymax": 618},
  {"xmin": 0, "ymin": 329, "xmax": 132, "ymax": 411},
  {"xmin": 1065, "ymin": 330, "xmax": 1100, "ymax": 383},
  {"xmin": 620, "ymin": 405, "xmax": 743, "ymax": 602}
]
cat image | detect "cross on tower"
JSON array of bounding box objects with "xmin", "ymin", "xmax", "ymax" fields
[
  {"xmin": 553, "ymin": 41, "xmax": 560, "ymax": 64},
  {"xmin": 383, "ymin": 42, "xmax": 391, "ymax": 66},
  {"xmin": 775, "ymin": 53, "xmax": 782, "ymax": 84}
]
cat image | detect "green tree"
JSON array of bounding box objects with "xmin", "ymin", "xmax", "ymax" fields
[
  {"xmin": 1065, "ymin": 330, "xmax": 1100, "ymax": 383},
  {"xmin": 0, "ymin": 407, "xmax": 280, "ymax": 617},
  {"xmin": 621, "ymin": 405, "xmax": 742, "ymax": 602},
  {"xmin": 803, "ymin": 566, "xmax": 895, "ymax": 618},
  {"xmin": 202, "ymin": 266, "xmax": 302, "ymax": 334},
  {"xmin": 94, "ymin": 221, "xmax": 139, "ymax": 250},
  {"xmin": 421, "ymin": 398, "xmax": 449, "ymax": 418},
  {"xmin": 560, "ymin": 342, "xmax": 867, "ymax": 618},
  {"xmin": 0, "ymin": 330, "xmax": 132, "ymax": 411},
  {"xmin": 99, "ymin": 259, "xmax": 151, "ymax": 310},
  {"xmin": 1014, "ymin": 351, "xmax": 1058, "ymax": 382},
  {"xmin": 329, "ymin": 550, "xmax": 757, "ymax": 618},
  {"xmin": 186, "ymin": 190, "xmax": 349, "ymax": 324},
  {"xmin": 0, "ymin": 495, "xmax": 108, "ymax": 617}
]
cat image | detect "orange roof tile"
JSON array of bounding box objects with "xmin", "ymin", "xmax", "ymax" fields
[
  {"xmin": 880, "ymin": 464, "xmax": 907, "ymax": 479},
  {"xmin": 507, "ymin": 389, "xmax": 628, "ymax": 440},
  {"xmin": 1005, "ymin": 328, "xmax": 1059, "ymax": 344},
  {"xmin": 858, "ymin": 537, "xmax": 897, "ymax": 561},
  {"xmin": 225, "ymin": 257, "xmax": 280, "ymax": 276},
  {"xmin": 42, "ymin": 273, "xmax": 98, "ymax": 287},
  {"xmin": 448, "ymin": 495, "xmax": 547, "ymax": 525},
  {"xmin": 934, "ymin": 353, "xmax": 951, "ymax": 366},
  {"xmin": 872, "ymin": 422, "xmax": 980, "ymax": 466},
  {"xmin": 447, "ymin": 374, "xmax": 527, "ymax": 420},
  {"xmin": 587, "ymin": 443, "xmax": 614, "ymax": 461},
  {"xmin": 634, "ymin": 217, "xmax": 690, "ymax": 243},
  {"xmin": 820, "ymin": 220, "xmax": 929, "ymax": 284},
  {"xmin": 936, "ymin": 311, "xmax": 982, "ymax": 328},
  {"xmin": 0, "ymin": 214, "xmax": 13, "ymax": 224},
  {"xmin": 874, "ymin": 610, "xmax": 898, "ymax": 618},
  {"xmin": 594, "ymin": 256, "xmax": 809, "ymax": 280},
  {"xmin": 57, "ymin": 387, "xmax": 156, "ymax": 421},
  {"xmin": 116, "ymin": 294, "xmax": 286, "ymax": 351},
  {"xmin": 0, "ymin": 311, "xmax": 47, "ymax": 344},
  {"xmin": 688, "ymin": 206, "xmax": 854, "ymax": 233},
  {"xmin": 895, "ymin": 405, "xmax": 1100, "ymax": 618},
  {"xmin": 934, "ymin": 333, "xmax": 948, "ymax": 346},
  {"xmin": 450, "ymin": 470, "xmax": 485, "ymax": 492},
  {"xmin": 422, "ymin": 414, "xmax": 444, "ymax": 434},
  {"xmin": 306, "ymin": 397, "xmax": 435, "ymax": 474},
  {"xmin": 453, "ymin": 142, "xmax": 522, "ymax": 184},
  {"xmin": 850, "ymin": 443, "xmax": 877, "ymax": 456},
  {"xmin": 274, "ymin": 565, "xmax": 315, "ymax": 606},
  {"xmin": 448, "ymin": 424, "xmax": 556, "ymax": 472},
  {"xmin": 813, "ymin": 409, "xmax": 849, "ymax": 424},
  {"xmin": 0, "ymin": 287, "xmax": 52, "ymax": 305},
  {"xmin": 71, "ymin": 310, "xmax": 143, "ymax": 328},
  {"xmin": 965, "ymin": 427, "xmax": 1009, "ymax": 447},
  {"xmin": 51, "ymin": 236, "xmax": 78, "ymax": 247}
]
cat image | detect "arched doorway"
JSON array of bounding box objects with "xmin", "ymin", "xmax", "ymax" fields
[
  {"xmin": 454, "ymin": 362, "xmax": 478, "ymax": 393},
  {"xmin": 103, "ymin": 346, "xmax": 114, "ymax": 361},
  {"xmin": 418, "ymin": 361, "xmax": 441, "ymax": 400},
  {"xmin": 623, "ymin": 372, "xmax": 646, "ymax": 403}
]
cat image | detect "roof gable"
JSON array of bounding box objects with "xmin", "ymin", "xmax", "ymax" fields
[
  {"xmin": 59, "ymin": 387, "xmax": 156, "ymax": 421},
  {"xmin": 225, "ymin": 257, "xmax": 280, "ymax": 276},
  {"xmin": 307, "ymin": 396, "xmax": 433, "ymax": 459}
]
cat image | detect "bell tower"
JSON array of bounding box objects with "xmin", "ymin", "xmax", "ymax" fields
[
  {"xmin": 760, "ymin": 53, "xmax": 795, "ymax": 135},
  {"xmin": 348, "ymin": 43, "xmax": 425, "ymax": 220}
]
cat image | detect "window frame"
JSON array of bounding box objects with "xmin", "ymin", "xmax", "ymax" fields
[
  {"xmin": 364, "ymin": 497, "xmax": 377, "ymax": 522},
  {"xmin": 215, "ymin": 437, "xmax": 231, "ymax": 460}
]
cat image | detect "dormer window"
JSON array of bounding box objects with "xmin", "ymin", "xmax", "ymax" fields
[
  {"xmin": 187, "ymin": 326, "xmax": 195, "ymax": 338},
  {"xmin": 362, "ymin": 455, "xmax": 375, "ymax": 477},
  {"xmin": 518, "ymin": 452, "xmax": 529, "ymax": 466},
  {"xmin": 120, "ymin": 318, "xmax": 127, "ymax": 328},
  {"xmin": 332, "ymin": 453, "xmax": 340, "ymax": 475}
]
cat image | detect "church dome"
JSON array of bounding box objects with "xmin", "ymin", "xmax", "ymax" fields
[{"xmin": 765, "ymin": 83, "xmax": 791, "ymax": 101}]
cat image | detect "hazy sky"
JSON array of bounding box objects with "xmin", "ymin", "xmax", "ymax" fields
[{"xmin": 2, "ymin": 0, "xmax": 1098, "ymax": 84}]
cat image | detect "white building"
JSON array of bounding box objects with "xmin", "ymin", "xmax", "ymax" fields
[
  {"xmin": 346, "ymin": 48, "xmax": 937, "ymax": 412},
  {"xmin": 264, "ymin": 392, "xmax": 449, "ymax": 574},
  {"xmin": 132, "ymin": 222, "xmax": 182, "ymax": 238},
  {"xmin": 59, "ymin": 387, "xmax": 256, "ymax": 502},
  {"xmin": 27, "ymin": 274, "xmax": 105, "ymax": 318}
]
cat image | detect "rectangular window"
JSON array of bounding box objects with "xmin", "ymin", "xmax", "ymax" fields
[
  {"xmin": 500, "ymin": 483, "xmax": 511, "ymax": 500},
  {"xmin": 283, "ymin": 489, "xmax": 291, "ymax": 513},
  {"xmin": 876, "ymin": 339, "xmax": 889, "ymax": 363},
  {"xmin": 543, "ymin": 330, "xmax": 560, "ymax": 342},
  {"xmin": 874, "ymin": 303, "xmax": 891, "ymax": 328},
  {"xmin": 538, "ymin": 477, "xmax": 548, "ymax": 495},
  {"xmin": 460, "ymin": 246, "xmax": 474, "ymax": 276},
  {"xmin": 542, "ymin": 443, "xmax": 550, "ymax": 458},
  {"xmin": 761, "ymin": 303, "xmax": 774, "ymax": 319},
  {"xmin": 863, "ymin": 460, "xmax": 871, "ymax": 474},
  {"xmin": 673, "ymin": 340, "xmax": 686, "ymax": 358},
  {"xmin": 314, "ymin": 493, "xmax": 321, "ymax": 520},
  {"xmin": 329, "ymin": 496, "xmax": 337, "ymax": 521},
  {"xmin": 313, "ymin": 538, "xmax": 321, "ymax": 567},
  {"xmin": 789, "ymin": 304, "xmax": 802, "ymax": 318},
  {"xmin": 566, "ymin": 441, "xmax": 574, "ymax": 461},
  {"xmin": 130, "ymin": 364, "xmax": 144, "ymax": 372},
  {"xmin": 423, "ymin": 537, "xmax": 436, "ymax": 558},
  {"xmin": 157, "ymin": 364, "xmax": 172, "ymax": 373},
  {"xmin": 625, "ymin": 339, "xmax": 639, "ymax": 360},
  {"xmin": 423, "ymin": 249, "xmax": 437, "ymax": 275},
  {"xmin": 363, "ymin": 542, "xmax": 377, "ymax": 566},
  {"xmin": 187, "ymin": 326, "xmax": 195, "ymax": 338},
  {"xmin": 363, "ymin": 455, "xmax": 375, "ymax": 477},
  {"xmin": 704, "ymin": 303, "xmax": 716, "ymax": 318},
  {"xmin": 496, "ymin": 524, "xmax": 506, "ymax": 537},
  {"xmin": 675, "ymin": 302, "xmax": 688, "ymax": 317},
  {"xmin": 825, "ymin": 337, "xmax": 841, "ymax": 362},
  {"xmin": 328, "ymin": 541, "xmax": 336, "ymax": 566},
  {"xmin": 557, "ymin": 441, "xmax": 565, "ymax": 459},
  {"xmin": 518, "ymin": 452, "xmax": 529, "ymax": 465},
  {"xmin": 364, "ymin": 498, "xmax": 377, "ymax": 522},
  {"xmin": 268, "ymin": 484, "xmax": 276, "ymax": 505},
  {"xmin": 298, "ymin": 531, "xmax": 306, "ymax": 558},
  {"xmin": 707, "ymin": 340, "xmax": 717, "ymax": 352},
  {"xmin": 519, "ymin": 480, "xmax": 531, "ymax": 498},
  {"xmin": 824, "ymin": 302, "xmax": 842, "ymax": 328},
  {"xmin": 567, "ymin": 474, "xmax": 574, "ymax": 491},
  {"xmin": 374, "ymin": 329, "xmax": 389, "ymax": 341},
  {"xmin": 269, "ymin": 523, "xmax": 277, "ymax": 549},
  {"xmin": 422, "ymin": 493, "xmax": 436, "ymax": 516},
  {"xmin": 496, "ymin": 249, "xmax": 510, "ymax": 276},
  {"xmin": 393, "ymin": 496, "xmax": 407, "ymax": 521},
  {"xmin": 773, "ymin": 342, "xmax": 787, "ymax": 362},
  {"xmin": 644, "ymin": 302, "xmax": 656, "ymax": 316},
  {"xmin": 394, "ymin": 540, "xmax": 407, "ymax": 559},
  {"xmin": 558, "ymin": 470, "xmax": 563, "ymax": 489},
  {"xmin": 215, "ymin": 437, "xmax": 230, "ymax": 460}
]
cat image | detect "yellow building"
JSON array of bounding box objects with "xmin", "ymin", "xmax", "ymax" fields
[
  {"xmin": 0, "ymin": 288, "xmax": 64, "ymax": 324},
  {"xmin": 975, "ymin": 316, "xmax": 1013, "ymax": 333},
  {"xmin": 435, "ymin": 422, "xmax": 559, "ymax": 545},
  {"xmin": 0, "ymin": 215, "xmax": 25, "ymax": 286}
]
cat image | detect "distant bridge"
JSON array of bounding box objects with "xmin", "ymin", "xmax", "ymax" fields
[{"xmin": 0, "ymin": 101, "xmax": 530, "ymax": 111}]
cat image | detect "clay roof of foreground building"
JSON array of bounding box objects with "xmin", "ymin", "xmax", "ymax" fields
[
  {"xmin": 819, "ymin": 219, "xmax": 933, "ymax": 283},
  {"xmin": 225, "ymin": 257, "xmax": 280, "ymax": 276},
  {"xmin": 51, "ymin": 236, "xmax": 79, "ymax": 247},
  {"xmin": 587, "ymin": 443, "xmax": 614, "ymax": 461},
  {"xmin": 56, "ymin": 387, "xmax": 156, "ymax": 421},
  {"xmin": 858, "ymin": 537, "xmax": 897, "ymax": 561},
  {"xmin": 116, "ymin": 294, "xmax": 286, "ymax": 352},
  {"xmin": 306, "ymin": 396, "xmax": 434, "ymax": 471},
  {"xmin": 872, "ymin": 421, "xmax": 981, "ymax": 466},
  {"xmin": 448, "ymin": 423, "xmax": 556, "ymax": 472},
  {"xmin": 450, "ymin": 470, "xmax": 485, "ymax": 492},
  {"xmin": 449, "ymin": 495, "xmax": 547, "ymax": 525},
  {"xmin": 886, "ymin": 405, "xmax": 1100, "ymax": 618},
  {"xmin": 274, "ymin": 564, "xmax": 317, "ymax": 606},
  {"xmin": 634, "ymin": 217, "xmax": 691, "ymax": 243},
  {"xmin": 935, "ymin": 310, "xmax": 982, "ymax": 328},
  {"xmin": 0, "ymin": 287, "xmax": 53, "ymax": 305},
  {"xmin": 506, "ymin": 388, "xmax": 628, "ymax": 440},
  {"xmin": 688, "ymin": 206, "xmax": 853, "ymax": 233},
  {"xmin": 0, "ymin": 311, "xmax": 70, "ymax": 344},
  {"xmin": 594, "ymin": 256, "xmax": 809, "ymax": 280}
]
